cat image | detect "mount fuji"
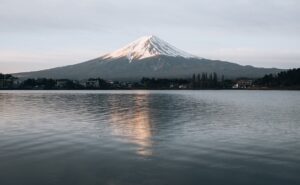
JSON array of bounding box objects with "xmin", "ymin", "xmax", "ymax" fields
[{"xmin": 15, "ymin": 35, "xmax": 281, "ymax": 80}]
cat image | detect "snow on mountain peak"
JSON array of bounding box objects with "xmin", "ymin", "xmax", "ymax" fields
[{"xmin": 102, "ymin": 35, "xmax": 197, "ymax": 62}]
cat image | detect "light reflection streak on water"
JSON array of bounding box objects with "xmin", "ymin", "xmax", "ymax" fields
[{"xmin": 108, "ymin": 93, "xmax": 153, "ymax": 156}]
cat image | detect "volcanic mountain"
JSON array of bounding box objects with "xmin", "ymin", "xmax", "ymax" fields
[{"xmin": 15, "ymin": 35, "xmax": 281, "ymax": 80}]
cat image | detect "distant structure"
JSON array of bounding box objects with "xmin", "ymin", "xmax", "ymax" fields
[
  {"xmin": 56, "ymin": 79, "xmax": 69, "ymax": 88},
  {"xmin": 85, "ymin": 79, "xmax": 101, "ymax": 88},
  {"xmin": 233, "ymin": 80, "xmax": 253, "ymax": 89}
]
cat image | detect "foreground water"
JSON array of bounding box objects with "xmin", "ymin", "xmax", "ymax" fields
[{"xmin": 0, "ymin": 90, "xmax": 299, "ymax": 185}]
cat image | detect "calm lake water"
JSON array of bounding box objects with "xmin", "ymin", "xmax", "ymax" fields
[{"xmin": 0, "ymin": 90, "xmax": 300, "ymax": 185}]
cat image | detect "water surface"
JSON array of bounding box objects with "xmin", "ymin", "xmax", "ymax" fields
[{"xmin": 0, "ymin": 90, "xmax": 300, "ymax": 185}]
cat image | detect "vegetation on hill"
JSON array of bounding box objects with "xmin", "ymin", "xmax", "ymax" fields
[{"xmin": 254, "ymin": 68, "xmax": 300, "ymax": 89}]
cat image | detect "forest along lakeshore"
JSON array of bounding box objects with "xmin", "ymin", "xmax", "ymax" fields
[{"xmin": 1, "ymin": 68, "xmax": 300, "ymax": 90}]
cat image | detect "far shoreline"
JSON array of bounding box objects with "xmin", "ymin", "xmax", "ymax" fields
[{"xmin": 1, "ymin": 88, "xmax": 299, "ymax": 91}]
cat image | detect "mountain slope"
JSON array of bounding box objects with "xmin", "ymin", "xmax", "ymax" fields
[{"xmin": 15, "ymin": 35, "xmax": 282, "ymax": 80}]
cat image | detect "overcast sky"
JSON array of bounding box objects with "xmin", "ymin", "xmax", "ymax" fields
[{"xmin": 1, "ymin": 0, "xmax": 300, "ymax": 73}]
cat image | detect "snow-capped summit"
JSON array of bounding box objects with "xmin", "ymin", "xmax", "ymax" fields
[{"xmin": 102, "ymin": 35, "xmax": 196, "ymax": 62}]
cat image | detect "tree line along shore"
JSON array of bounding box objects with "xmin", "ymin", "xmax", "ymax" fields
[{"xmin": 1, "ymin": 68, "xmax": 299, "ymax": 90}]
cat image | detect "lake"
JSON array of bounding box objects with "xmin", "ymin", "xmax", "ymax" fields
[{"xmin": 0, "ymin": 90, "xmax": 299, "ymax": 185}]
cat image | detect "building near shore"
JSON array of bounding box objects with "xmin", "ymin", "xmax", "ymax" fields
[{"xmin": 233, "ymin": 80, "xmax": 253, "ymax": 89}]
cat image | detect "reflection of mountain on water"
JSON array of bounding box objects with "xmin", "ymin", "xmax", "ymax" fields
[
  {"xmin": 108, "ymin": 94, "xmax": 153, "ymax": 156},
  {"xmin": 32, "ymin": 91, "xmax": 221, "ymax": 156},
  {"xmin": 104, "ymin": 92, "xmax": 210, "ymax": 156}
]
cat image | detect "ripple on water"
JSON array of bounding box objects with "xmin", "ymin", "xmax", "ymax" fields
[{"xmin": 0, "ymin": 90, "xmax": 300, "ymax": 185}]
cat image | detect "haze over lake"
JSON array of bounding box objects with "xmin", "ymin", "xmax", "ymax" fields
[{"xmin": 0, "ymin": 90, "xmax": 299, "ymax": 185}]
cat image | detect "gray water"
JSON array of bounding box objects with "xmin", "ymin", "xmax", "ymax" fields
[{"xmin": 0, "ymin": 90, "xmax": 300, "ymax": 185}]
